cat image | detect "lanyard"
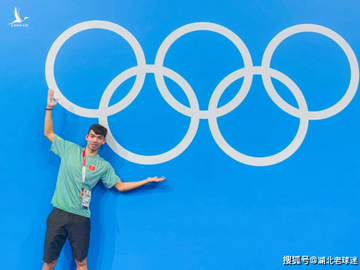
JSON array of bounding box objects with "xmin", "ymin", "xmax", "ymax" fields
[
  {"xmin": 82, "ymin": 149, "xmax": 86, "ymax": 185},
  {"xmin": 81, "ymin": 149, "xmax": 91, "ymax": 209}
]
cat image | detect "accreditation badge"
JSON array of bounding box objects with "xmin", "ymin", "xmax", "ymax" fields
[{"xmin": 81, "ymin": 189, "xmax": 92, "ymax": 210}]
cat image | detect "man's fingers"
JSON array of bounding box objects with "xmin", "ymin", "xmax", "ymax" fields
[
  {"xmin": 148, "ymin": 176, "xmax": 165, "ymax": 182},
  {"xmin": 156, "ymin": 176, "xmax": 165, "ymax": 182}
]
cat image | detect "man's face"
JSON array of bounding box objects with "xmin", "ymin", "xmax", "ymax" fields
[{"xmin": 85, "ymin": 130, "xmax": 106, "ymax": 151}]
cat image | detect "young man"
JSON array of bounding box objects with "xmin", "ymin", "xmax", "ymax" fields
[{"xmin": 43, "ymin": 89, "xmax": 165, "ymax": 270}]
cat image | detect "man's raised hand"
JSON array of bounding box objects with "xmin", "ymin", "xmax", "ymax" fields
[{"xmin": 47, "ymin": 88, "xmax": 59, "ymax": 108}]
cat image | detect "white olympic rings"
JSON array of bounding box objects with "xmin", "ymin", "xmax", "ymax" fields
[{"xmin": 45, "ymin": 20, "xmax": 359, "ymax": 166}]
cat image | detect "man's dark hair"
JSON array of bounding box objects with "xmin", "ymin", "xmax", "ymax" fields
[{"xmin": 88, "ymin": 124, "xmax": 108, "ymax": 138}]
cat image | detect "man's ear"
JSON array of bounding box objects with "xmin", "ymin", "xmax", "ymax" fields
[
  {"xmin": 102, "ymin": 138, "xmax": 107, "ymax": 145},
  {"xmin": 85, "ymin": 134, "xmax": 89, "ymax": 141}
]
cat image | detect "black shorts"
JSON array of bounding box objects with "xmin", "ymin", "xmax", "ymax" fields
[{"xmin": 43, "ymin": 207, "xmax": 91, "ymax": 263}]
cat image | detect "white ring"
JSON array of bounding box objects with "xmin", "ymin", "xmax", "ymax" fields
[
  {"xmin": 154, "ymin": 22, "xmax": 253, "ymax": 119},
  {"xmin": 209, "ymin": 66, "xmax": 309, "ymax": 166},
  {"xmin": 262, "ymin": 24, "xmax": 359, "ymax": 120},
  {"xmin": 45, "ymin": 20, "xmax": 146, "ymax": 118},
  {"xmin": 99, "ymin": 65, "xmax": 200, "ymax": 165}
]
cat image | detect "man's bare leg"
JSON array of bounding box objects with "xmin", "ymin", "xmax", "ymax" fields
[
  {"xmin": 42, "ymin": 259, "xmax": 58, "ymax": 270},
  {"xmin": 75, "ymin": 258, "xmax": 88, "ymax": 270}
]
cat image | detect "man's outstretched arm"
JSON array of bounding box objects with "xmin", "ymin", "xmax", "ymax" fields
[
  {"xmin": 44, "ymin": 89, "xmax": 59, "ymax": 143},
  {"xmin": 114, "ymin": 176, "xmax": 165, "ymax": 192}
]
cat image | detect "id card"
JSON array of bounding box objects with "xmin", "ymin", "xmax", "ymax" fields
[{"xmin": 81, "ymin": 189, "xmax": 92, "ymax": 210}]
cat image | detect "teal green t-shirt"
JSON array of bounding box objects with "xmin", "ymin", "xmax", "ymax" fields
[{"xmin": 50, "ymin": 135, "xmax": 120, "ymax": 218}]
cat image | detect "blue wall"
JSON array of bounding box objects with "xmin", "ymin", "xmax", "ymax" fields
[{"xmin": 1, "ymin": 0, "xmax": 360, "ymax": 269}]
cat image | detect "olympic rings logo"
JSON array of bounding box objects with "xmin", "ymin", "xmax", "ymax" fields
[{"xmin": 45, "ymin": 21, "xmax": 359, "ymax": 166}]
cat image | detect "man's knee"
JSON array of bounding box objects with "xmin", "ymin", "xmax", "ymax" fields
[
  {"xmin": 75, "ymin": 257, "xmax": 87, "ymax": 269},
  {"xmin": 42, "ymin": 259, "xmax": 58, "ymax": 270}
]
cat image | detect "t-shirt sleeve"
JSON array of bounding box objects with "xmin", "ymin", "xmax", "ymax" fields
[
  {"xmin": 101, "ymin": 163, "xmax": 121, "ymax": 189},
  {"xmin": 50, "ymin": 135, "xmax": 75, "ymax": 158}
]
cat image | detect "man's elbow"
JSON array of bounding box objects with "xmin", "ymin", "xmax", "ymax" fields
[{"xmin": 115, "ymin": 182, "xmax": 126, "ymax": 192}]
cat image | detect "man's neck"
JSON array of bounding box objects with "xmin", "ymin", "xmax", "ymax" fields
[{"xmin": 85, "ymin": 146, "xmax": 98, "ymax": 156}]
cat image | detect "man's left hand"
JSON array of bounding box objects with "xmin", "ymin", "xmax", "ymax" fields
[{"xmin": 146, "ymin": 176, "xmax": 165, "ymax": 183}]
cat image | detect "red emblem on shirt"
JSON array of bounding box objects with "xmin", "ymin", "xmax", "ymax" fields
[{"xmin": 88, "ymin": 165, "xmax": 96, "ymax": 172}]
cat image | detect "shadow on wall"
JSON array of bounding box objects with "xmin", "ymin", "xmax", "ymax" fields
[
  {"xmin": 59, "ymin": 180, "xmax": 170, "ymax": 269},
  {"xmin": 56, "ymin": 181, "xmax": 119, "ymax": 269}
]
